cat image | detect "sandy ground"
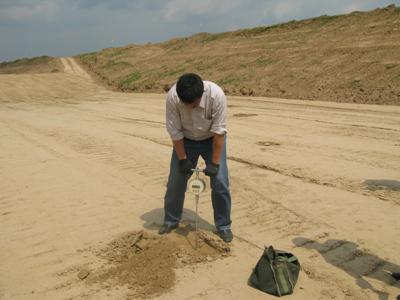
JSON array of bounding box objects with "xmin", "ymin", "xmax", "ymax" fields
[{"xmin": 0, "ymin": 58, "xmax": 400, "ymax": 299}]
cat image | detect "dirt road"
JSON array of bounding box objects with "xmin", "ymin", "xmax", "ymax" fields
[{"xmin": 1, "ymin": 58, "xmax": 399, "ymax": 299}]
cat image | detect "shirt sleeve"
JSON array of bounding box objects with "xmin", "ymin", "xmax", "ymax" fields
[
  {"xmin": 166, "ymin": 91, "xmax": 184, "ymax": 141},
  {"xmin": 210, "ymin": 87, "xmax": 228, "ymax": 135}
]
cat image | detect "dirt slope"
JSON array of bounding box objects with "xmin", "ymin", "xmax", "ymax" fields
[
  {"xmin": 0, "ymin": 58, "xmax": 399, "ymax": 299},
  {"xmin": 75, "ymin": 4, "xmax": 400, "ymax": 105},
  {"xmin": 0, "ymin": 56, "xmax": 62, "ymax": 74}
]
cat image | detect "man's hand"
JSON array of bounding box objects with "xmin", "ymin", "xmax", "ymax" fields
[
  {"xmin": 204, "ymin": 162, "xmax": 219, "ymax": 177},
  {"xmin": 179, "ymin": 158, "xmax": 193, "ymax": 175}
]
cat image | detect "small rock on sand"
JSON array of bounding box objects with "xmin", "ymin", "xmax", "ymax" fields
[{"xmin": 77, "ymin": 269, "xmax": 90, "ymax": 280}]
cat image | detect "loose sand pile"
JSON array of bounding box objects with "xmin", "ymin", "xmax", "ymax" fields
[{"xmin": 86, "ymin": 227, "xmax": 230, "ymax": 298}]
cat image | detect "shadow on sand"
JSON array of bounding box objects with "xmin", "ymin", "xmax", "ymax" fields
[
  {"xmin": 364, "ymin": 179, "xmax": 400, "ymax": 191},
  {"xmin": 140, "ymin": 207, "xmax": 215, "ymax": 232},
  {"xmin": 293, "ymin": 237, "xmax": 400, "ymax": 300}
]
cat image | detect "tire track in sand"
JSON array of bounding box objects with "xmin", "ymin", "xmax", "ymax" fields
[{"xmin": 60, "ymin": 57, "xmax": 92, "ymax": 80}]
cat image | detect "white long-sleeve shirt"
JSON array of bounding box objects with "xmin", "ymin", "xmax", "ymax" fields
[{"xmin": 166, "ymin": 81, "xmax": 228, "ymax": 141}]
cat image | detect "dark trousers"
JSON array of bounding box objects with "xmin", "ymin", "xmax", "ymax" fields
[{"xmin": 163, "ymin": 136, "xmax": 232, "ymax": 231}]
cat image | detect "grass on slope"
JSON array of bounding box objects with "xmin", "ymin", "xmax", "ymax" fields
[{"xmin": 0, "ymin": 56, "xmax": 63, "ymax": 74}]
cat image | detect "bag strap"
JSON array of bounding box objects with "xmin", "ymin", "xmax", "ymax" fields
[
  {"xmin": 265, "ymin": 246, "xmax": 276, "ymax": 261},
  {"xmin": 265, "ymin": 246, "xmax": 299, "ymax": 264}
]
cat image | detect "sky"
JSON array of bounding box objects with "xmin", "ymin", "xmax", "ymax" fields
[{"xmin": 0, "ymin": 0, "xmax": 398, "ymax": 62}]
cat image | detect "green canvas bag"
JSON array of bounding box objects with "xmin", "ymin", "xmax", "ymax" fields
[{"xmin": 250, "ymin": 246, "xmax": 300, "ymax": 297}]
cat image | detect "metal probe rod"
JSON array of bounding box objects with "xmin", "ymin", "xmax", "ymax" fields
[
  {"xmin": 190, "ymin": 168, "xmax": 204, "ymax": 249},
  {"xmin": 195, "ymin": 194, "xmax": 199, "ymax": 233}
]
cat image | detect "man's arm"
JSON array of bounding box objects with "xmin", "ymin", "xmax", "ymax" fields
[
  {"xmin": 173, "ymin": 139, "xmax": 187, "ymax": 160},
  {"xmin": 212, "ymin": 133, "xmax": 225, "ymax": 165},
  {"xmin": 206, "ymin": 84, "xmax": 228, "ymax": 176},
  {"xmin": 166, "ymin": 88, "xmax": 185, "ymax": 155},
  {"xmin": 173, "ymin": 139, "xmax": 193, "ymax": 174},
  {"xmin": 210, "ymin": 86, "xmax": 227, "ymax": 166},
  {"xmin": 204, "ymin": 133, "xmax": 224, "ymax": 177}
]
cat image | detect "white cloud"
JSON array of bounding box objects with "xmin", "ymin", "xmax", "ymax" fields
[
  {"xmin": 0, "ymin": 0, "xmax": 396, "ymax": 61},
  {"xmin": 0, "ymin": 0, "xmax": 60, "ymax": 22},
  {"xmin": 343, "ymin": 3, "xmax": 363, "ymax": 13},
  {"xmin": 163, "ymin": 0, "xmax": 243, "ymax": 21},
  {"xmin": 272, "ymin": 1, "xmax": 302, "ymax": 20}
]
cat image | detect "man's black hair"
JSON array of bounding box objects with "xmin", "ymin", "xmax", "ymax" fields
[{"xmin": 176, "ymin": 73, "xmax": 204, "ymax": 103}]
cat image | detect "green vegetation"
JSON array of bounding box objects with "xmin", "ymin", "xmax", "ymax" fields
[
  {"xmin": 79, "ymin": 52, "xmax": 97, "ymax": 62},
  {"xmin": 119, "ymin": 72, "xmax": 142, "ymax": 86},
  {"xmin": 233, "ymin": 13, "xmax": 343, "ymax": 37},
  {"xmin": 201, "ymin": 33, "xmax": 227, "ymax": 43},
  {"xmin": 0, "ymin": 56, "xmax": 51, "ymax": 67},
  {"xmin": 79, "ymin": 52, "xmax": 97, "ymax": 58},
  {"xmin": 171, "ymin": 45, "xmax": 184, "ymax": 51},
  {"xmin": 217, "ymin": 74, "xmax": 241, "ymax": 85},
  {"xmin": 0, "ymin": 56, "xmax": 62, "ymax": 74},
  {"xmin": 312, "ymin": 14, "xmax": 342, "ymax": 26},
  {"xmin": 254, "ymin": 57, "xmax": 276, "ymax": 66},
  {"xmin": 163, "ymin": 68, "xmax": 186, "ymax": 77},
  {"xmin": 236, "ymin": 26, "xmax": 269, "ymax": 37},
  {"xmin": 102, "ymin": 60, "xmax": 131, "ymax": 70},
  {"xmin": 184, "ymin": 58, "xmax": 195, "ymax": 65},
  {"xmin": 385, "ymin": 64, "xmax": 397, "ymax": 70},
  {"xmin": 106, "ymin": 48, "xmax": 126, "ymax": 58},
  {"xmin": 165, "ymin": 38, "xmax": 186, "ymax": 51}
]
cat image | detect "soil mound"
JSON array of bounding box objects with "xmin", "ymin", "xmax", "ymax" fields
[{"xmin": 87, "ymin": 227, "xmax": 230, "ymax": 298}]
